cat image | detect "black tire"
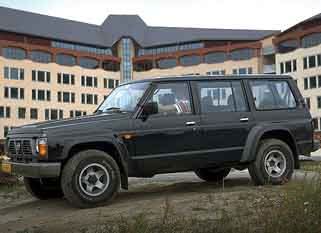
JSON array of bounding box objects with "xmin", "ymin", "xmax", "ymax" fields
[
  {"xmin": 195, "ymin": 168, "xmax": 231, "ymax": 182},
  {"xmin": 61, "ymin": 150, "xmax": 120, "ymax": 208},
  {"xmin": 248, "ymin": 139, "xmax": 294, "ymax": 185},
  {"xmin": 24, "ymin": 177, "xmax": 63, "ymax": 199}
]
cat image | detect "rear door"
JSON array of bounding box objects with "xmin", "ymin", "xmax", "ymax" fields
[{"xmin": 193, "ymin": 79, "xmax": 254, "ymax": 163}]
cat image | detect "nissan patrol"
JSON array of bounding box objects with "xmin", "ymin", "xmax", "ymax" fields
[{"xmin": 2, "ymin": 75, "xmax": 319, "ymax": 208}]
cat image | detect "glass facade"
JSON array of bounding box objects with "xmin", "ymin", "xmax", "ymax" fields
[
  {"xmin": 52, "ymin": 41, "xmax": 112, "ymax": 56},
  {"xmin": 2, "ymin": 47, "xmax": 26, "ymax": 60},
  {"xmin": 230, "ymin": 48, "xmax": 254, "ymax": 61},
  {"xmin": 120, "ymin": 38, "xmax": 134, "ymax": 82},
  {"xmin": 204, "ymin": 52, "xmax": 227, "ymax": 64},
  {"xmin": 301, "ymin": 33, "xmax": 321, "ymax": 48},
  {"xmin": 157, "ymin": 58, "xmax": 177, "ymax": 69},
  {"xmin": 179, "ymin": 55, "xmax": 202, "ymax": 66},
  {"xmin": 138, "ymin": 42, "xmax": 204, "ymax": 56},
  {"xmin": 56, "ymin": 54, "xmax": 77, "ymax": 66},
  {"xmin": 79, "ymin": 57, "xmax": 99, "ymax": 69},
  {"xmin": 30, "ymin": 51, "xmax": 52, "ymax": 63}
]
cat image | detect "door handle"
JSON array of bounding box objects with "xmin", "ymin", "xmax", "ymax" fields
[
  {"xmin": 185, "ymin": 121, "xmax": 196, "ymax": 126},
  {"xmin": 240, "ymin": 117, "xmax": 249, "ymax": 122}
]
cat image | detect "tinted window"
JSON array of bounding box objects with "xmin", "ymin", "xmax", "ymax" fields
[
  {"xmin": 301, "ymin": 33, "xmax": 321, "ymax": 48},
  {"xmin": 147, "ymin": 82, "xmax": 192, "ymax": 116},
  {"xmin": 197, "ymin": 81, "xmax": 248, "ymax": 113},
  {"xmin": 179, "ymin": 55, "xmax": 201, "ymax": 66},
  {"xmin": 157, "ymin": 58, "xmax": 177, "ymax": 69},
  {"xmin": 310, "ymin": 76, "xmax": 317, "ymax": 89},
  {"xmin": 230, "ymin": 48, "xmax": 254, "ymax": 61},
  {"xmin": 249, "ymin": 80, "xmax": 296, "ymax": 110},
  {"xmin": 56, "ymin": 54, "xmax": 76, "ymax": 66},
  {"xmin": 204, "ymin": 52, "xmax": 226, "ymax": 64},
  {"xmin": 79, "ymin": 57, "xmax": 99, "ymax": 69},
  {"xmin": 30, "ymin": 51, "xmax": 52, "ymax": 63},
  {"xmin": 2, "ymin": 47, "xmax": 26, "ymax": 60},
  {"xmin": 278, "ymin": 40, "xmax": 299, "ymax": 53}
]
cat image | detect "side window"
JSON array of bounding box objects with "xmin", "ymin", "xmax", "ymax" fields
[
  {"xmin": 147, "ymin": 82, "xmax": 192, "ymax": 116},
  {"xmin": 197, "ymin": 81, "xmax": 248, "ymax": 113},
  {"xmin": 249, "ymin": 80, "xmax": 296, "ymax": 110}
]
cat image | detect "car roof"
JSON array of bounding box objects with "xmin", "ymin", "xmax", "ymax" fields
[{"xmin": 124, "ymin": 75, "xmax": 293, "ymax": 85}]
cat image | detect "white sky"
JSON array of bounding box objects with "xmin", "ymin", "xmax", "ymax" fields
[{"xmin": 0, "ymin": 0, "xmax": 320, "ymax": 31}]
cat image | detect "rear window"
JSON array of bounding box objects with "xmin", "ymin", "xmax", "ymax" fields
[{"xmin": 249, "ymin": 80, "xmax": 296, "ymax": 110}]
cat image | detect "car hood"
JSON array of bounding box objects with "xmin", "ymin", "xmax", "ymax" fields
[{"xmin": 8, "ymin": 113, "xmax": 132, "ymax": 136}]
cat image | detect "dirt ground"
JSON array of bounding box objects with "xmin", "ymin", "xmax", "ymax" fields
[{"xmin": 0, "ymin": 169, "xmax": 317, "ymax": 233}]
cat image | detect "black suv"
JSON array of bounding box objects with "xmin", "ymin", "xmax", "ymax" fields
[{"xmin": 2, "ymin": 75, "xmax": 319, "ymax": 208}]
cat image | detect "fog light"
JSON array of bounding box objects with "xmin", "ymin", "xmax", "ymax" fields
[{"xmin": 36, "ymin": 138, "xmax": 48, "ymax": 158}]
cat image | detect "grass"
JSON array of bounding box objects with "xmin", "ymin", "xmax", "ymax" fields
[{"xmin": 76, "ymin": 176, "xmax": 321, "ymax": 233}]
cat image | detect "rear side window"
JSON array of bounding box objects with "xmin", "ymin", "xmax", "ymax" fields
[
  {"xmin": 249, "ymin": 80, "xmax": 296, "ymax": 110},
  {"xmin": 196, "ymin": 80, "xmax": 248, "ymax": 113}
]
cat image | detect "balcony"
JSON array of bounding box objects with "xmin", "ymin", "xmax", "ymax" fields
[{"xmin": 263, "ymin": 64, "xmax": 276, "ymax": 74}]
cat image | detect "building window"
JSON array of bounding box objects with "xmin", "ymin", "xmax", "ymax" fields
[
  {"xmin": 277, "ymin": 40, "xmax": 299, "ymax": 53},
  {"xmin": 230, "ymin": 48, "xmax": 254, "ymax": 61},
  {"xmin": 304, "ymin": 78, "xmax": 308, "ymax": 90},
  {"xmin": 138, "ymin": 42, "xmax": 204, "ymax": 56},
  {"xmin": 81, "ymin": 76, "xmax": 97, "ymax": 87},
  {"xmin": 58, "ymin": 92, "xmax": 75, "ymax": 103},
  {"xmin": 157, "ymin": 58, "xmax": 177, "ymax": 69},
  {"xmin": 2, "ymin": 47, "xmax": 26, "ymax": 60},
  {"xmin": 310, "ymin": 76, "xmax": 317, "ymax": 89},
  {"xmin": 108, "ymin": 79, "xmax": 115, "ymax": 89},
  {"xmin": 318, "ymin": 76, "xmax": 321, "ymax": 88},
  {"xmin": 45, "ymin": 109, "xmax": 63, "ymax": 120},
  {"xmin": 56, "ymin": 54, "xmax": 76, "ymax": 66},
  {"xmin": 70, "ymin": 110, "xmax": 86, "ymax": 118},
  {"xmin": 0, "ymin": 106, "xmax": 10, "ymax": 118},
  {"xmin": 4, "ymin": 87, "xmax": 24, "ymax": 99},
  {"xmin": 280, "ymin": 63, "xmax": 284, "ymax": 74},
  {"xmin": 179, "ymin": 55, "xmax": 201, "ymax": 66},
  {"xmin": 4, "ymin": 126, "xmax": 10, "ymax": 138},
  {"xmin": 18, "ymin": 107, "xmax": 26, "ymax": 119},
  {"xmin": 57, "ymin": 73, "xmax": 75, "ymax": 85},
  {"xmin": 52, "ymin": 41, "xmax": 112, "ymax": 56},
  {"xmin": 204, "ymin": 52, "xmax": 227, "ymax": 64},
  {"xmin": 4, "ymin": 67, "xmax": 24, "ymax": 80},
  {"xmin": 102, "ymin": 61, "xmax": 120, "ymax": 72},
  {"xmin": 313, "ymin": 118, "xmax": 319, "ymax": 131},
  {"xmin": 120, "ymin": 38, "xmax": 134, "ymax": 82},
  {"xmin": 309, "ymin": 55, "xmax": 316, "ymax": 68},
  {"xmin": 32, "ymin": 70, "xmax": 50, "ymax": 82},
  {"xmin": 232, "ymin": 67, "xmax": 253, "ymax": 75},
  {"xmin": 304, "ymin": 57, "xmax": 308, "ymax": 69},
  {"xmin": 30, "ymin": 50, "xmax": 52, "ymax": 63},
  {"xmin": 81, "ymin": 94, "xmax": 98, "ymax": 105},
  {"xmin": 32, "ymin": 89, "xmax": 51, "ymax": 101},
  {"xmin": 301, "ymin": 33, "xmax": 321, "ymax": 48},
  {"xmin": 30, "ymin": 108, "xmax": 38, "ymax": 120},
  {"xmin": 79, "ymin": 57, "xmax": 99, "ymax": 69},
  {"xmin": 206, "ymin": 70, "xmax": 226, "ymax": 75}
]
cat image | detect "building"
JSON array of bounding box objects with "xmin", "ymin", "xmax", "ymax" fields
[
  {"xmin": 273, "ymin": 13, "xmax": 321, "ymax": 138},
  {"xmin": 0, "ymin": 6, "xmax": 319, "ymax": 140}
]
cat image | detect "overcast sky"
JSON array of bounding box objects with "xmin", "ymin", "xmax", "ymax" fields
[{"xmin": 0, "ymin": 0, "xmax": 320, "ymax": 31}]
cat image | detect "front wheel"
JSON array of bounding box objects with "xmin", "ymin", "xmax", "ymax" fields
[
  {"xmin": 24, "ymin": 177, "xmax": 63, "ymax": 199},
  {"xmin": 195, "ymin": 168, "xmax": 231, "ymax": 183},
  {"xmin": 248, "ymin": 139, "xmax": 294, "ymax": 185},
  {"xmin": 61, "ymin": 150, "xmax": 121, "ymax": 208}
]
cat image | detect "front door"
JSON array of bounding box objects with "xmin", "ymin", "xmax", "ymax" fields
[
  {"xmin": 132, "ymin": 81, "xmax": 201, "ymax": 174},
  {"xmin": 193, "ymin": 80, "xmax": 254, "ymax": 163}
]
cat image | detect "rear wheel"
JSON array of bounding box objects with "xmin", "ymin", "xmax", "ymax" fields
[
  {"xmin": 249, "ymin": 139, "xmax": 294, "ymax": 185},
  {"xmin": 24, "ymin": 177, "xmax": 63, "ymax": 199},
  {"xmin": 61, "ymin": 150, "xmax": 121, "ymax": 208},
  {"xmin": 195, "ymin": 168, "xmax": 231, "ymax": 183}
]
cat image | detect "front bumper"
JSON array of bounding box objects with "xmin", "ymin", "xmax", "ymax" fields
[
  {"xmin": 3, "ymin": 161, "xmax": 61, "ymax": 178},
  {"xmin": 312, "ymin": 139, "xmax": 320, "ymax": 152}
]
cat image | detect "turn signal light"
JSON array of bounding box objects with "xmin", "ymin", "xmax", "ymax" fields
[{"xmin": 36, "ymin": 138, "xmax": 48, "ymax": 158}]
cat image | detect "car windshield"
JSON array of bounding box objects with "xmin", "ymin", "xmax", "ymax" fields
[{"xmin": 97, "ymin": 82, "xmax": 150, "ymax": 113}]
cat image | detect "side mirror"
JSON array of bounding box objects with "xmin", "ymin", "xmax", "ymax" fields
[{"xmin": 141, "ymin": 102, "xmax": 158, "ymax": 119}]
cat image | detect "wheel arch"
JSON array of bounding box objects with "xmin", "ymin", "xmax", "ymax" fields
[
  {"xmin": 241, "ymin": 126, "xmax": 299, "ymax": 169},
  {"xmin": 64, "ymin": 140, "xmax": 129, "ymax": 189}
]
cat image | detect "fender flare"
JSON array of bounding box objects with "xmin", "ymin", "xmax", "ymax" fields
[
  {"xmin": 241, "ymin": 124, "xmax": 298, "ymax": 163},
  {"xmin": 61, "ymin": 135, "xmax": 129, "ymax": 189}
]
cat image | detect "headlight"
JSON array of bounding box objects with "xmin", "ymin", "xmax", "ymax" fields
[{"xmin": 36, "ymin": 138, "xmax": 48, "ymax": 157}]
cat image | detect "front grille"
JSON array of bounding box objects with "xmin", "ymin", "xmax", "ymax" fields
[{"xmin": 8, "ymin": 139, "xmax": 33, "ymax": 156}]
